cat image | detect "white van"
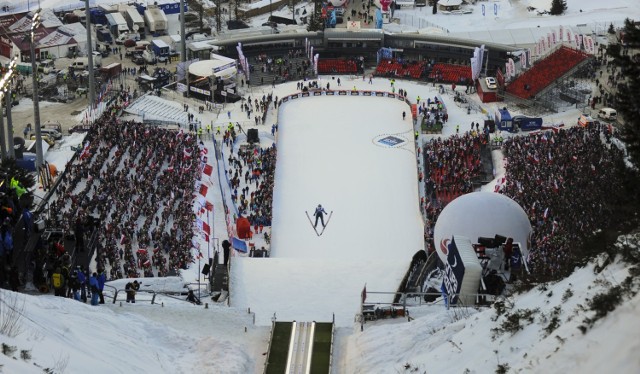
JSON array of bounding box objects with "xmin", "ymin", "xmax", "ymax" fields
[
  {"xmin": 70, "ymin": 58, "xmax": 88, "ymax": 70},
  {"xmin": 598, "ymin": 108, "xmax": 617, "ymax": 121},
  {"xmin": 37, "ymin": 59, "xmax": 56, "ymax": 74},
  {"xmin": 70, "ymin": 52, "xmax": 102, "ymax": 70}
]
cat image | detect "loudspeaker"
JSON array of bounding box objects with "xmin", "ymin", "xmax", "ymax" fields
[
  {"xmin": 201, "ymin": 263, "xmax": 211, "ymax": 275},
  {"xmin": 247, "ymin": 128, "xmax": 259, "ymax": 144},
  {"xmin": 494, "ymin": 235, "xmax": 507, "ymax": 246},
  {"xmin": 477, "ymin": 237, "xmax": 496, "ymax": 248}
]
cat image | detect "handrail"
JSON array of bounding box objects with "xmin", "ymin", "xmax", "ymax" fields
[
  {"xmin": 263, "ymin": 319, "xmax": 277, "ymax": 374},
  {"xmin": 363, "ymin": 290, "xmax": 497, "ymax": 309},
  {"xmin": 284, "ymin": 321, "xmax": 298, "ymax": 374},
  {"xmin": 104, "ymin": 284, "xmax": 119, "ymax": 303},
  {"xmin": 110, "ymin": 288, "xmax": 157, "ymax": 304},
  {"xmin": 328, "ymin": 322, "xmax": 336, "ymax": 374}
]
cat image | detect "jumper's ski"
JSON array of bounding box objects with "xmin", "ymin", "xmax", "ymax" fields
[
  {"xmin": 305, "ymin": 211, "xmax": 321, "ymax": 236},
  {"xmin": 317, "ymin": 211, "xmax": 333, "ymax": 236}
]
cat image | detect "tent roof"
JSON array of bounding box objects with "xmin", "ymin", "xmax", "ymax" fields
[
  {"xmin": 434, "ymin": 192, "xmax": 532, "ymax": 256},
  {"xmin": 439, "ymin": 0, "xmax": 463, "ymax": 6}
]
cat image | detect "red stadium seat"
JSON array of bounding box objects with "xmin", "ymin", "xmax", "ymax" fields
[
  {"xmin": 318, "ymin": 59, "xmax": 358, "ymax": 74},
  {"xmin": 506, "ymin": 46, "xmax": 590, "ymax": 99},
  {"xmin": 428, "ymin": 63, "xmax": 472, "ymax": 84},
  {"xmin": 374, "ymin": 59, "xmax": 426, "ymax": 79}
]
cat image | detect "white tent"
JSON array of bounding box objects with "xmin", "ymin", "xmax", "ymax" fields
[
  {"xmin": 439, "ymin": 0, "xmax": 462, "ymax": 5},
  {"xmin": 434, "ymin": 192, "xmax": 532, "ymax": 263},
  {"xmin": 438, "ymin": 0, "xmax": 463, "ymax": 9}
]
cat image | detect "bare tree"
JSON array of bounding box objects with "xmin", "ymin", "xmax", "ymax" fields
[{"xmin": 0, "ymin": 291, "xmax": 25, "ymax": 338}]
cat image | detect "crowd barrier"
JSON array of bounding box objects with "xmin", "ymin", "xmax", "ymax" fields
[{"xmin": 280, "ymin": 89, "xmax": 413, "ymax": 107}]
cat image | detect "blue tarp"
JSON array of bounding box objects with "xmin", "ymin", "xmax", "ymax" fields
[
  {"xmin": 376, "ymin": 9, "xmax": 383, "ymax": 29},
  {"xmin": 232, "ymin": 237, "xmax": 248, "ymax": 253}
]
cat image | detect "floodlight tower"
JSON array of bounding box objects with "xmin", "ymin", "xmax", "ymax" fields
[
  {"xmin": 29, "ymin": 9, "xmax": 44, "ymax": 170},
  {"xmin": 0, "ymin": 59, "xmax": 15, "ymax": 159},
  {"xmin": 0, "ymin": 57, "xmax": 17, "ymax": 159},
  {"xmin": 3, "ymin": 57, "xmax": 18, "ymax": 158},
  {"xmin": 85, "ymin": 0, "xmax": 96, "ymax": 109},
  {"xmin": 180, "ymin": 0, "xmax": 189, "ymax": 98}
]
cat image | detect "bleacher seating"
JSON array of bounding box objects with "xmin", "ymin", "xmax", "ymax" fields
[
  {"xmin": 374, "ymin": 59, "xmax": 426, "ymax": 79},
  {"xmin": 506, "ymin": 46, "xmax": 590, "ymax": 99},
  {"xmin": 317, "ymin": 59, "xmax": 358, "ymax": 74},
  {"xmin": 428, "ymin": 63, "xmax": 472, "ymax": 84}
]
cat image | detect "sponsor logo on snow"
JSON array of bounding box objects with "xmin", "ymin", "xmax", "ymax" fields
[{"xmin": 378, "ymin": 136, "xmax": 405, "ymax": 147}]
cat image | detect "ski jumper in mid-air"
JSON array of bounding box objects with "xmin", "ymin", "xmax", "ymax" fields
[{"xmin": 314, "ymin": 204, "xmax": 328, "ymax": 228}]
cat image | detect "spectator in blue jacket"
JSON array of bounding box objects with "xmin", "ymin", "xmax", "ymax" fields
[
  {"xmin": 97, "ymin": 270, "xmax": 106, "ymax": 304},
  {"xmin": 22, "ymin": 208, "xmax": 33, "ymax": 237},
  {"xmin": 76, "ymin": 266, "xmax": 87, "ymax": 303},
  {"xmin": 1, "ymin": 220, "xmax": 13, "ymax": 265},
  {"xmin": 89, "ymin": 273, "xmax": 100, "ymax": 306}
]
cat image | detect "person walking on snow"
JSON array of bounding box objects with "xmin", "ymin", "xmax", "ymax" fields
[{"xmin": 314, "ymin": 204, "xmax": 328, "ymax": 228}]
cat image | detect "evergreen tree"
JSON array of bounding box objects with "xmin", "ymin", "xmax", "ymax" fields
[
  {"xmin": 307, "ymin": 0, "xmax": 325, "ymax": 31},
  {"xmin": 432, "ymin": 0, "xmax": 438, "ymax": 15},
  {"xmin": 549, "ymin": 0, "xmax": 567, "ymax": 15},
  {"xmin": 607, "ymin": 18, "xmax": 640, "ymax": 165}
]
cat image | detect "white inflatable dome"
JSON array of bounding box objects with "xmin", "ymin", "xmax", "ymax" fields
[
  {"xmin": 327, "ymin": 0, "xmax": 348, "ymax": 7},
  {"xmin": 434, "ymin": 192, "xmax": 532, "ymax": 264}
]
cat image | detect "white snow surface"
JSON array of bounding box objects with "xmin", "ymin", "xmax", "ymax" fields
[
  {"xmin": 1, "ymin": 0, "xmax": 639, "ymax": 373},
  {"xmin": 232, "ymin": 95, "xmax": 423, "ymax": 326}
]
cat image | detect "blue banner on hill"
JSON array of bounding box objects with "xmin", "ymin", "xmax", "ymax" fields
[
  {"xmin": 232, "ymin": 237, "xmax": 248, "ymax": 253},
  {"xmin": 441, "ymin": 236, "xmax": 466, "ymax": 304},
  {"xmin": 511, "ymin": 246, "xmax": 522, "ymax": 270}
]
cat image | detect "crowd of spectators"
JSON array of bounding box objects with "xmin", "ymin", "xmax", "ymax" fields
[
  {"xmin": 48, "ymin": 112, "xmax": 201, "ymax": 281},
  {"xmin": 239, "ymin": 93, "xmax": 276, "ymax": 128},
  {"xmin": 252, "ymin": 51, "xmax": 313, "ymax": 83},
  {"xmin": 500, "ymin": 125, "xmax": 626, "ymax": 277},
  {"xmin": 418, "ymin": 96, "xmax": 449, "ymax": 129},
  {"xmin": 422, "ymin": 132, "xmax": 488, "ymax": 245},
  {"xmin": 225, "ymin": 144, "xmax": 276, "ymax": 228}
]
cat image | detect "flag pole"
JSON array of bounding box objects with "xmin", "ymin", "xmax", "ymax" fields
[{"xmin": 207, "ymin": 208, "xmax": 212, "ymax": 262}]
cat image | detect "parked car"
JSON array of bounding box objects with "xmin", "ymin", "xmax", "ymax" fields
[
  {"xmin": 39, "ymin": 128, "xmax": 63, "ymax": 140},
  {"xmin": 30, "ymin": 133, "xmax": 56, "ymax": 146},
  {"xmin": 69, "ymin": 124, "xmax": 91, "ymax": 134},
  {"xmin": 132, "ymin": 56, "xmax": 145, "ymax": 65},
  {"xmin": 38, "ymin": 59, "xmax": 56, "ymax": 74},
  {"xmin": 485, "ymin": 77, "xmax": 497, "ymax": 89},
  {"xmin": 50, "ymin": 94, "xmax": 76, "ymax": 103},
  {"xmin": 597, "ymin": 107, "xmax": 617, "ymax": 121},
  {"xmin": 42, "ymin": 121, "xmax": 63, "ymax": 133}
]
